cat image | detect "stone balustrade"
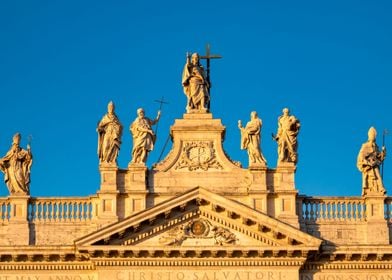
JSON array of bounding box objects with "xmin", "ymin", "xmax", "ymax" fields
[
  {"xmin": 299, "ymin": 196, "xmax": 367, "ymax": 223},
  {"xmin": 28, "ymin": 197, "xmax": 96, "ymax": 223}
]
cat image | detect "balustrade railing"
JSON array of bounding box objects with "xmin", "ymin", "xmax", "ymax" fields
[
  {"xmin": 28, "ymin": 197, "xmax": 95, "ymax": 222},
  {"xmin": 0, "ymin": 198, "xmax": 10, "ymax": 222},
  {"xmin": 299, "ymin": 196, "xmax": 366, "ymax": 222}
]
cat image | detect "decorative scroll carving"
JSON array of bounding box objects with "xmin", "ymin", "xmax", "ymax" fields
[
  {"xmin": 211, "ymin": 225, "xmax": 237, "ymax": 245},
  {"xmin": 175, "ymin": 142, "xmax": 223, "ymax": 171},
  {"xmin": 158, "ymin": 219, "xmax": 237, "ymax": 246}
]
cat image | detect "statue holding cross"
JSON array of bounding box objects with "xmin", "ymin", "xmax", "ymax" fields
[{"xmin": 181, "ymin": 45, "xmax": 221, "ymax": 113}]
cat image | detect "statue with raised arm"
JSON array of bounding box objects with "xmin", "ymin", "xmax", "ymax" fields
[
  {"xmin": 357, "ymin": 127, "xmax": 386, "ymax": 196},
  {"xmin": 0, "ymin": 133, "xmax": 32, "ymax": 195},
  {"xmin": 238, "ymin": 111, "xmax": 267, "ymax": 165},
  {"xmin": 97, "ymin": 101, "xmax": 123, "ymax": 165},
  {"xmin": 273, "ymin": 108, "xmax": 300, "ymax": 164},
  {"xmin": 182, "ymin": 52, "xmax": 210, "ymax": 113},
  {"xmin": 130, "ymin": 108, "xmax": 161, "ymax": 164}
]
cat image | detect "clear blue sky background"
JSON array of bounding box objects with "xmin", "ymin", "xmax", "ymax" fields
[{"xmin": 0, "ymin": 1, "xmax": 391, "ymax": 197}]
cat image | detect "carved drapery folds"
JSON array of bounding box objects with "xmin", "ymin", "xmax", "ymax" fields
[
  {"xmin": 273, "ymin": 108, "xmax": 300, "ymax": 165},
  {"xmin": 357, "ymin": 127, "xmax": 386, "ymax": 196},
  {"xmin": 0, "ymin": 133, "xmax": 32, "ymax": 195}
]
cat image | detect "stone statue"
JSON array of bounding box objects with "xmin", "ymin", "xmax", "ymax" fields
[
  {"xmin": 0, "ymin": 133, "xmax": 32, "ymax": 195},
  {"xmin": 273, "ymin": 108, "xmax": 300, "ymax": 164},
  {"xmin": 238, "ymin": 111, "xmax": 267, "ymax": 165},
  {"xmin": 357, "ymin": 127, "xmax": 386, "ymax": 196},
  {"xmin": 130, "ymin": 108, "xmax": 161, "ymax": 164},
  {"xmin": 97, "ymin": 101, "xmax": 123, "ymax": 165},
  {"xmin": 182, "ymin": 53, "xmax": 210, "ymax": 113}
]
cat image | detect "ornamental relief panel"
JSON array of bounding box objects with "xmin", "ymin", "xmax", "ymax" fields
[
  {"xmin": 159, "ymin": 219, "xmax": 237, "ymax": 246},
  {"xmin": 175, "ymin": 141, "xmax": 223, "ymax": 171}
]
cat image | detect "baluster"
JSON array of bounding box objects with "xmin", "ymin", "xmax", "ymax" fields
[
  {"xmin": 68, "ymin": 202, "xmax": 72, "ymax": 221},
  {"xmin": 315, "ymin": 201, "xmax": 320, "ymax": 220},
  {"xmin": 89, "ymin": 201, "xmax": 94, "ymax": 220},
  {"xmin": 81, "ymin": 202, "xmax": 84, "ymax": 221},
  {"xmin": 309, "ymin": 201, "xmax": 314, "ymax": 221},
  {"xmin": 319, "ymin": 200, "xmax": 325, "ymax": 221},
  {"xmin": 303, "ymin": 201, "xmax": 309, "ymax": 221},
  {"xmin": 350, "ymin": 201, "xmax": 354, "ymax": 220},
  {"xmin": 356, "ymin": 201, "xmax": 361, "ymax": 220},
  {"xmin": 362, "ymin": 201, "xmax": 366, "ymax": 221},
  {"xmin": 324, "ymin": 201, "xmax": 329, "ymax": 220},
  {"xmin": 47, "ymin": 201, "xmax": 51, "ymax": 221},
  {"xmin": 0, "ymin": 202, "xmax": 4, "ymax": 221},
  {"xmin": 331, "ymin": 201, "xmax": 336, "ymax": 221},
  {"xmin": 75, "ymin": 202, "xmax": 80, "ymax": 221},
  {"xmin": 38, "ymin": 201, "xmax": 42, "ymax": 221},
  {"xmin": 44, "ymin": 201, "xmax": 48, "ymax": 221},
  {"xmin": 29, "ymin": 201, "xmax": 34, "ymax": 221},
  {"xmin": 53, "ymin": 202, "xmax": 57, "ymax": 221},
  {"xmin": 60, "ymin": 201, "xmax": 65, "ymax": 221},
  {"xmin": 384, "ymin": 202, "xmax": 388, "ymax": 220},
  {"xmin": 58, "ymin": 201, "xmax": 62, "ymax": 221}
]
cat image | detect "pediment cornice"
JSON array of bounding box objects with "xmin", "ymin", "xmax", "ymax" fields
[{"xmin": 76, "ymin": 187, "xmax": 321, "ymax": 249}]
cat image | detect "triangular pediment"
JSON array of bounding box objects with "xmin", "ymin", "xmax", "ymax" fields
[{"xmin": 76, "ymin": 188, "xmax": 321, "ymax": 256}]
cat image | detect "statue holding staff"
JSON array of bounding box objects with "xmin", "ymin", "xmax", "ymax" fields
[
  {"xmin": 357, "ymin": 127, "xmax": 386, "ymax": 196},
  {"xmin": 130, "ymin": 108, "xmax": 161, "ymax": 164},
  {"xmin": 182, "ymin": 53, "xmax": 210, "ymax": 113},
  {"xmin": 0, "ymin": 133, "xmax": 32, "ymax": 195}
]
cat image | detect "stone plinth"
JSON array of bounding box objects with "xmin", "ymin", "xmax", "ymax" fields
[
  {"xmin": 150, "ymin": 113, "xmax": 260, "ymax": 199},
  {"xmin": 8, "ymin": 195, "xmax": 30, "ymax": 245},
  {"xmin": 365, "ymin": 194, "xmax": 389, "ymax": 244},
  {"xmin": 99, "ymin": 164, "xmax": 118, "ymax": 192}
]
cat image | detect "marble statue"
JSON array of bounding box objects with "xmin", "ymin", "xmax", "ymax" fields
[
  {"xmin": 357, "ymin": 127, "xmax": 386, "ymax": 196},
  {"xmin": 238, "ymin": 111, "xmax": 267, "ymax": 165},
  {"xmin": 130, "ymin": 108, "xmax": 161, "ymax": 164},
  {"xmin": 182, "ymin": 53, "xmax": 210, "ymax": 113},
  {"xmin": 0, "ymin": 133, "xmax": 32, "ymax": 195},
  {"xmin": 273, "ymin": 108, "xmax": 300, "ymax": 164},
  {"xmin": 97, "ymin": 101, "xmax": 123, "ymax": 165}
]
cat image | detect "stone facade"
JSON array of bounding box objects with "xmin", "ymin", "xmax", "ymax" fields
[{"xmin": 0, "ymin": 105, "xmax": 392, "ymax": 279}]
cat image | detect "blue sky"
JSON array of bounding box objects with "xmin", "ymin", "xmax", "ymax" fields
[{"xmin": 0, "ymin": 1, "xmax": 391, "ymax": 197}]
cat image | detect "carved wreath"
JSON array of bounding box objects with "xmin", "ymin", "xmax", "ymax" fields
[
  {"xmin": 175, "ymin": 141, "xmax": 223, "ymax": 171},
  {"xmin": 159, "ymin": 219, "xmax": 237, "ymax": 246}
]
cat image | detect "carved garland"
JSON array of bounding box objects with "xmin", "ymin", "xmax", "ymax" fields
[{"xmin": 175, "ymin": 141, "xmax": 223, "ymax": 171}]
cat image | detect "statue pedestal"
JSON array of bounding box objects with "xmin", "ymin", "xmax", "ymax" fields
[
  {"xmin": 97, "ymin": 164, "xmax": 119, "ymax": 224},
  {"xmin": 127, "ymin": 163, "xmax": 147, "ymax": 192},
  {"xmin": 99, "ymin": 164, "xmax": 118, "ymax": 192},
  {"xmin": 269, "ymin": 162, "xmax": 299, "ymax": 228},
  {"xmin": 8, "ymin": 195, "xmax": 30, "ymax": 245},
  {"xmin": 365, "ymin": 194, "xmax": 389, "ymax": 244},
  {"xmin": 123, "ymin": 164, "xmax": 148, "ymax": 217}
]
